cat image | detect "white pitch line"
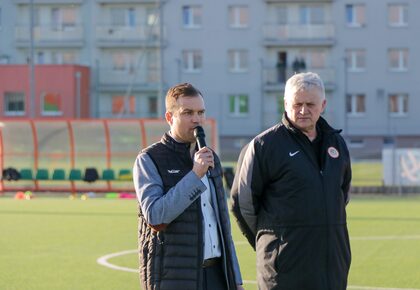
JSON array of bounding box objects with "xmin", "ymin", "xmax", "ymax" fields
[
  {"xmin": 97, "ymin": 238, "xmax": 420, "ymax": 290},
  {"xmin": 97, "ymin": 249, "xmax": 138, "ymax": 273}
]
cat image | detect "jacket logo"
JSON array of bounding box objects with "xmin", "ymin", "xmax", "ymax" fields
[
  {"xmin": 289, "ymin": 150, "xmax": 300, "ymax": 157},
  {"xmin": 167, "ymin": 169, "xmax": 180, "ymax": 174},
  {"xmin": 328, "ymin": 147, "xmax": 339, "ymax": 158}
]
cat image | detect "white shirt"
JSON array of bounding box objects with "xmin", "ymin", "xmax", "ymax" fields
[{"xmin": 201, "ymin": 174, "xmax": 222, "ymax": 260}]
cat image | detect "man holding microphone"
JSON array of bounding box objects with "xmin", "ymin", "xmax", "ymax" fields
[{"xmin": 133, "ymin": 83, "xmax": 243, "ymax": 290}]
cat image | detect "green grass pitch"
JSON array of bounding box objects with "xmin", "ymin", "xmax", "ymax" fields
[{"xmin": 1, "ymin": 195, "xmax": 419, "ymax": 290}]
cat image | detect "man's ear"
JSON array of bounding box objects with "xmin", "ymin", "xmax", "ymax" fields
[
  {"xmin": 321, "ymin": 99, "xmax": 327, "ymax": 113},
  {"xmin": 165, "ymin": 111, "xmax": 173, "ymax": 125}
]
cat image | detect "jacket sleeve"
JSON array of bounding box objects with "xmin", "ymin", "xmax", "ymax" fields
[
  {"xmin": 342, "ymin": 147, "xmax": 352, "ymax": 205},
  {"xmin": 230, "ymin": 140, "xmax": 265, "ymax": 250},
  {"xmin": 133, "ymin": 152, "xmax": 207, "ymax": 229}
]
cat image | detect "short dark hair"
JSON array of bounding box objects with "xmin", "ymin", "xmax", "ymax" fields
[{"xmin": 165, "ymin": 83, "xmax": 203, "ymax": 113}]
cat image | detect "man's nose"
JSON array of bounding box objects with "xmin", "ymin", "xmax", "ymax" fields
[
  {"xmin": 192, "ymin": 113, "xmax": 201, "ymax": 123},
  {"xmin": 299, "ymin": 105, "xmax": 307, "ymax": 114}
]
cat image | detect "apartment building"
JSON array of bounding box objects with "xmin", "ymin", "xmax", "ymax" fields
[{"xmin": 0, "ymin": 0, "xmax": 419, "ymax": 159}]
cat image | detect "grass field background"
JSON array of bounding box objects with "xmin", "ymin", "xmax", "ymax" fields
[{"xmin": 1, "ymin": 195, "xmax": 420, "ymax": 290}]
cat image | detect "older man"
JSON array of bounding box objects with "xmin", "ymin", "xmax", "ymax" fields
[{"xmin": 231, "ymin": 72, "xmax": 352, "ymax": 290}]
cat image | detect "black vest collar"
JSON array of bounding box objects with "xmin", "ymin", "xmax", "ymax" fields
[{"xmin": 161, "ymin": 132, "xmax": 191, "ymax": 154}]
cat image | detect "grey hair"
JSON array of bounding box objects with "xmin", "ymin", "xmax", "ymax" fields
[{"xmin": 284, "ymin": 72, "xmax": 325, "ymax": 100}]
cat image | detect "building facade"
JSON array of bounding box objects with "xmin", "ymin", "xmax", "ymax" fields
[{"xmin": 0, "ymin": 0, "xmax": 419, "ymax": 159}]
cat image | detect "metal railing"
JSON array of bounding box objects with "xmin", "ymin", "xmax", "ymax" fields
[{"xmin": 15, "ymin": 24, "xmax": 84, "ymax": 42}]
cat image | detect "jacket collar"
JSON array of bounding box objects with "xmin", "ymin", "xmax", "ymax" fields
[{"xmin": 161, "ymin": 131, "xmax": 191, "ymax": 154}]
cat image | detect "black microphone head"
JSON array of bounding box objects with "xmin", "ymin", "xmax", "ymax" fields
[
  {"xmin": 194, "ymin": 126, "xmax": 206, "ymax": 149},
  {"xmin": 193, "ymin": 126, "xmax": 205, "ymax": 139}
]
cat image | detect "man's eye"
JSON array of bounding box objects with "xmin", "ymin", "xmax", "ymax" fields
[{"xmin": 198, "ymin": 111, "xmax": 205, "ymax": 116}]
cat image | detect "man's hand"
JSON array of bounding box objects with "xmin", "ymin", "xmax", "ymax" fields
[
  {"xmin": 237, "ymin": 285, "xmax": 245, "ymax": 290},
  {"xmin": 192, "ymin": 147, "xmax": 214, "ymax": 178}
]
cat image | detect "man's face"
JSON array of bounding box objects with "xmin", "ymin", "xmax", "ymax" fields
[
  {"xmin": 284, "ymin": 87, "xmax": 326, "ymax": 134},
  {"xmin": 165, "ymin": 95, "xmax": 206, "ymax": 143}
]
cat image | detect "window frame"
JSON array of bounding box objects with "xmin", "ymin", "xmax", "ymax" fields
[
  {"xmin": 388, "ymin": 48, "xmax": 408, "ymax": 72},
  {"xmin": 182, "ymin": 5, "xmax": 202, "ymax": 29},
  {"xmin": 388, "ymin": 4, "xmax": 408, "ymax": 27},
  {"xmin": 389, "ymin": 93, "xmax": 408, "ymax": 117},
  {"xmin": 228, "ymin": 5, "xmax": 249, "ymax": 28},
  {"xmin": 182, "ymin": 50, "xmax": 202, "ymax": 73},
  {"xmin": 345, "ymin": 4, "xmax": 365, "ymax": 27},
  {"xmin": 228, "ymin": 49, "xmax": 248, "ymax": 73},
  {"xmin": 229, "ymin": 94, "xmax": 249, "ymax": 117},
  {"xmin": 346, "ymin": 49, "xmax": 366, "ymax": 72},
  {"xmin": 41, "ymin": 92, "xmax": 63, "ymax": 116},
  {"xmin": 4, "ymin": 92, "xmax": 26, "ymax": 116},
  {"xmin": 346, "ymin": 93, "xmax": 366, "ymax": 116}
]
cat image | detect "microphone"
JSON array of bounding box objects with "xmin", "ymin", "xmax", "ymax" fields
[{"xmin": 193, "ymin": 126, "xmax": 206, "ymax": 149}]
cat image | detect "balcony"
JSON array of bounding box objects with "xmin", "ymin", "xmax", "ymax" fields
[
  {"xmin": 263, "ymin": 23, "xmax": 335, "ymax": 46},
  {"xmin": 263, "ymin": 67, "xmax": 336, "ymax": 92},
  {"xmin": 98, "ymin": 67, "xmax": 160, "ymax": 92},
  {"xmin": 15, "ymin": 24, "xmax": 84, "ymax": 47},
  {"xmin": 96, "ymin": 25, "xmax": 163, "ymax": 48}
]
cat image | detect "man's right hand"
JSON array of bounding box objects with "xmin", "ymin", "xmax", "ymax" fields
[{"xmin": 192, "ymin": 147, "xmax": 214, "ymax": 178}]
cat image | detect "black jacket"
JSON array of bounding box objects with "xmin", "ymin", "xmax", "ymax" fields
[{"xmin": 231, "ymin": 115, "xmax": 352, "ymax": 290}]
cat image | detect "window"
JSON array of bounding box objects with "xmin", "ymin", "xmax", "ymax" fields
[
  {"xmin": 346, "ymin": 94, "xmax": 365, "ymax": 115},
  {"xmin": 345, "ymin": 4, "xmax": 365, "ymax": 27},
  {"xmin": 228, "ymin": 50, "xmax": 248, "ymax": 72},
  {"xmin": 298, "ymin": 50, "xmax": 326, "ymax": 69},
  {"xmin": 300, "ymin": 5, "xmax": 324, "ymax": 25},
  {"xmin": 128, "ymin": 8, "xmax": 136, "ymax": 27},
  {"xmin": 42, "ymin": 92, "xmax": 62, "ymax": 115},
  {"xmin": 36, "ymin": 52, "xmax": 45, "ymax": 64},
  {"xmin": 51, "ymin": 7, "xmax": 76, "ymax": 30},
  {"xmin": 182, "ymin": 6, "xmax": 202, "ymax": 28},
  {"xmin": 346, "ymin": 49, "xmax": 366, "ymax": 71},
  {"xmin": 182, "ymin": 50, "xmax": 202, "ymax": 72},
  {"xmin": 112, "ymin": 52, "xmax": 135, "ymax": 72},
  {"xmin": 388, "ymin": 4, "xmax": 408, "ymax": 27},
  {"xmin": 229, "ymin": 94, "xmax": 249, "ymax": 116},
  {"xmin": 111, "ymin": 7, "xmax": 136, "ymax": 27},
  {"xmin": 229, "ymin": 6, "xmax": 248, "ymax": 28},
  {"xmin": 112, "ymin": 95, "xmax": 135, "ymax": 115},
  {"xmin": 148, "ymin": 96, "xmax": 158, "ymax": 117},
  {"xmin": 276, "ymin": 6, "xmax": 288, "ymax": 25},
  {"xmin": 4, "ymin": 92, "xmax": 25, "ymax": 116},
  {"xmin": 389, "ymin": 94, "xmax": 408, "ymax": 116},
  {"xmin": 111, "ymin": 8, "xmax": 125, "ymax": 26},
  {"xmin": 388, "ymin": 48, "xmax": 408, "ymax": 71},
  {"xmin": 52, "ymin": 51, "xmax": 77, "ymax": 64}
]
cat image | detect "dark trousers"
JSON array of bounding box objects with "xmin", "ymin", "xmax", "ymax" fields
[{"xmin": 203, "ymin": 260, "xmax": 227, "ymax": 290}]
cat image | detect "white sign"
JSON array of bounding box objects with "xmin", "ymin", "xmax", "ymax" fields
[{"xmin": 383, "ymin": 148, "xmax": 420, "ymax": 186}]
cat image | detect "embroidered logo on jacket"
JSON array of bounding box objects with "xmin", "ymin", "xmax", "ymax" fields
[
  {"xmin": 289, "ymin": 150, "xmax": 300, "ymax": 157},
  {"xmin": 327, "ymin": 147, "xmax": 339, "ymax": 158},
  {"xmin": 167, "ymin": 169, "xmax": 180, "ymax": 174}
]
